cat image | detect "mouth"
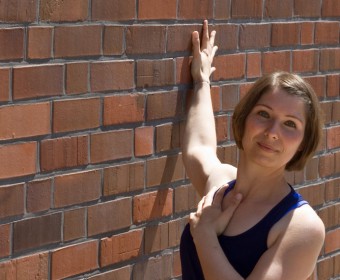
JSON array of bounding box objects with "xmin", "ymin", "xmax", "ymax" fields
[{"xmin": 257, "ymin": 142, "xmax": 278, "ymax": 153}]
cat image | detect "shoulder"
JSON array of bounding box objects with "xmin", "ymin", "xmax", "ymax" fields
[{"xmin": 205, "ymin": 163, "xmax": 237, "ymax": 195}]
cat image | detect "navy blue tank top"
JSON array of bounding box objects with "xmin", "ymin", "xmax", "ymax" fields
[{"xmin": 180, "ymin": 180, "xmax": 308, "ymax": 279}]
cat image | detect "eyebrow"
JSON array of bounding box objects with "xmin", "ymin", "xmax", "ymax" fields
[{"xmin": 254, "ymin": 104, "xmax": 305, "ymax": 124}]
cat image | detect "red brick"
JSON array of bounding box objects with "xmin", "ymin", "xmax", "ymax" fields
[
  {"xmin": 333, "ymin": 101, "xmax": 340, "ymax": 122},
  {"xmin": 63, "ymin": 208, "xmax": 86, "ymax": 242},
  {"xmin": 327, "ymin": 74, "xmax": 340, "ymax": 97},
  {"xmin": 247, "ymin": 52, "xmax": 261, "ymax": 78},
  {"xmin": 217, "ymin": 145, "xmax": 238, "ymax": 166},
  {"xmin": 53, "ymin": 98, "xmax": 100, "ymax": 133},
  {"xmin": 26, "ymin": 179, "xmax": 51, "ymax": 213},
  {"xmin": 318, "ymin": 204, "xmax": 339, "ymax": 229},
  {"xmin": 315, "ymin": 22, "xmax": 340, "ymax": 45},
  {"xmin": 297, "ymin": 183, "xmax": 325, "ymax": 207},
  {"xmin": 0, "ymin": 183, "xmax": 24, "ymax": 219},
  {"xmin": 319, "ymin": 153, "xmax": 335, "ymax": 178},
  {"xmin": 325, "ymin": 178, "xmax": 340, "ymax": 201},
  {"xmin": 156, "ymin": 122, "xmax": 183, "ymax": 153},
  {"xmin": 13, "ymin": 64, "xmax": 63, "ymax": 100},
  {"xmin": 334, "ymin": 253, "xmax": 340, "ymax": 277},
  {"xmin": 0, "ymin": 102, "xmax": 50, "ymax": 140},
  {"xmin": 144, "ymin": 222, "xmax": 172, "ymax": 254},
  {"xmin": 305, "ymin": 157, "xmax": 319, "ymax": 181},
  {"xmin": 54, "ymin": 170, "xmax": 101, "ymax": 208},
  {"xmin": 126, "ymin": 25, "xmax": 166, "ymax": 54},
  {"xmin": 27, "ymin": 26, "xmax": 52, "ymax": 60},
  {"xmin": 167, "ymin": 24, "xmax": 200, "ymax": 53},
  {"xmin": 231, "ymin": 0, "xmax": 262, "ymax": 18},
  {"xmin": 133, "ymin": 189, "xmax": 173, "ymax": 223},
  {"xmin": 294, "ymin": 0, "xmax": 321, "ymax": 17},
  {"xmin": 0, "ymin": 68, "xmax": 10, "ymax": 102},
  {"xmin": 13, "ymin": 213, "xmax": 61, "ymax": 253},
  {"xmin": 214, "ymin": 54, "xmax": 246, "ymax": 81},
  {"xmin": 40, "ymin": 0, "xmax": 88, "ymax": 22},
  {"xmin": 324, "ymin": 229, "xmax": 340, "ymax": 254},
  {"xmin": 0, "ymin": 142, "xmax": 37, "ymax": 180},
  {"xmin": 88, "ymin": 198, "xmax": 132, "ymax": 236},
  {"xmin": 320, "ymin": 48, "xmax": 340, "ymax": 71},
  {"xmin": 178, "ymin": 0, "xmax": 213, "ymax": 19},
  {"xmin": 239, "ymin": 24, "xmax": 270, "ymax": 50},
  {"xmin": 88, "ymin": 266, "xmax": 132, "ymax": 280},
  {"xmin": 221, "ymin": 84, "xmax": 239, "ymax": 111},
  {"xmin": 133, "ymin": 254, "xmax": 172, "ymax": 280},
  {"xmin": 214, "ymin": 24, "xmax": 238, "ymax": 52},
  {"xmin": 292, "ymin": 49, "xmax": 319, "ymax": 73},
  {"xmin": 176, "ymin": 57, "xmax": 192, "ymax": 85},
  {"xmin": 304, "ymin": 75, "xmax": 326, "ymax": 98},
  {"xmin": 211, "ymin": 86, "xmax": 221, "ymax": 112},
  {"xmin": 135, "ymin": 126, "xmax": 154, "ymax": 157},
  {"xmin": 90, "ymin": 130, "xmax": 133, "ymax": 164},
  {"xmin": 240, "ymin": 82, "xmax": 255, "ymax": 100},
  {"xmin": 66, "ymin": 62, "xmax": 88, "ymax": 94},
  {"xmin": 103, "ymin": 94, "xmax": 144, "ymax": 126},
  {"xmin": 0, "ymin": 224, "xmax": 10, "ymax": 258},
  {"xmin": 216, "ymin": 115, "xmax": 229, "ymax": 142},
  {"xmin": 0, "ymin": 0, "xmax": 37, "ymax": 22},
  {"xmin": 322, "ymin": 0, "xmax": 340, "ymax": 17},
  {"xmin": 264, "ymin": 0, "xmax": 293, "ymax": 18},
  {"xmin": 0, "ymin": 28, "xmax": 24, "ymax": 61},
  {"xmin": 137, "ymin": 59, "xmax": 174, "ymax": 88},
  {"xmin": 103, "ymin": 162, "xmax": 145, "ymax": 196},
  {"xmin": 146, "ymin": 91, "xmax": 183, "ymax": 121},
  {"xmin": 300, "ymin": 22, "xmax": 314, "ymax": 45},
  {"xmin": 174, "ymin": 184, "xmax": 199, "ymax": 213},
  {"xmin": 271, "ymin": 23, "xmax": 300, "ymax": 47},
  {"xmin": 91, "ymin": 0, "xmax": 136, "ymax": 21},
  {"xmin": 103, "ymin": 25, "xmax": 124, "ymax": 56},
  {"xmin": 54, "ymin": 25, "xmax": 102, "ymax": 58},
  {"xmin": 317, "ymin": 257, "xmax": 334, "ymax": 280},
  {"xmin": 90, "ymin": 60, "xmax": 134, "ymax": 92},
  {"xmin": 40, "ymin": 135, "xmax": 89, "ymax": 172},
  {"xmin": 51, "ymin": 241, "xmax": 98, "ymax": 279},
  {"xmin": 327, "ymin": 126, "xmax": 340, "ymax": 150},
  {"xmin": 100, "ymin": 229, "xmax": 143, "ymax": 267},
  {"xmin": 262, "ymin": 51, "xmax": 291, "ymax": 74},
  {"xmin": 139, "ymin": 0, "xmax": 176, "ymax": 19},
  {"xmin": 321, "ymin": 102, "xmax": 332, "ymax": 125},
  {"xmin": 146, "ymin": 155, "xmax": 185, "ymax": 187},
  {"xmin": 215, "ymin": 0, "xmax": 231, "ymax": 19},
  {"xmin": 173, "ymin": 250, "xmax": 182, "ymax": 277}
]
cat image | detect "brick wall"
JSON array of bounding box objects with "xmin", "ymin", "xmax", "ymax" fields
[{"xmin": 0, "ymin": 0, "xmax": 338, "ymax": 279}]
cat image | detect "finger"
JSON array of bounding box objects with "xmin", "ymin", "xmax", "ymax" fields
[
  {"xmin": 192, "ymin": 31, "xmax": 201, "ymax": 57},
  {"xmin": 210, "ymin": 67, "xmax": 216, "ymax": 75},
  {"xmin": 209, "ymin": 30, "xmax": 217, "ymax": 48},
  {"xmin": 196, "ymin": 195, "xmax": 206, "ymax": 213},
  {"xmin": 212, "ymin": 184, "xmax": 228, "ymax": 206},
  {"xmin": 204, "ymin": 186, "xmax": 220, "ymax": 206},
  {"xmin": 220, "ymin": 193, "xmax": 242, "ymax": 221},
  {"xmin": 211, "ymin": 45, "xmax": 218, "ymax": 59},
  {"xmin": 201, "ymin": 20, "xmax": 210, "ymax": 50}
]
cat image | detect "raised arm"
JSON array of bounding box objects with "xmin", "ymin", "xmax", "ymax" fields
[{"xmin": 183, "ymin": 20, "xmax": 236, "ymax": 196}]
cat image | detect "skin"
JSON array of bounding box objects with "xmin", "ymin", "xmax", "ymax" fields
[{"xmin": 183, "ymin": 20, "xmax": 325, "ymax": 280}]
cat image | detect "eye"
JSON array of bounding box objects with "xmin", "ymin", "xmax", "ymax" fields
[
  {"xmin": 284, "ymin": 120, "xmax": 297, "ymax": 128},
  {"xmin": 257, "ymin": 110, "xmax": 270, "ymax": 118}
]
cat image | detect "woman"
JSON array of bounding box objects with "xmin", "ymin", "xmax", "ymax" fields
[{"xmin": 180, "ymin": 20, "xmax": 325, "ymax": 280}]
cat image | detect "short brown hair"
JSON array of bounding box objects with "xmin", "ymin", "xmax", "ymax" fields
[{"xmin": 232, "ymin": 72, "xmax": 323, "ymax": 171}]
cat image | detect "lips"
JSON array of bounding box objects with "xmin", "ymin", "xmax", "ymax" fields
[{"xmin": 257, "ymin": 142, "xmax": 278, "ymax": 153}]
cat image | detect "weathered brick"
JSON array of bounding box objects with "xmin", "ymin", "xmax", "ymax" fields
[
  {"xmin": 103, "ymin": 93, "xmax": 145, "ymax": 126},
  {"xmin": 145, "ymin": 222, "xmax": 171, "ymax": 254},
  {"xmin": 139, "ymin": 0, "xmax": 176, "ymax": 19},
  {"xmin": 300, "ymin": 22, "xmax": 314, "ymax": 45},
  {"xmin": 91, "ymin": 0, "xmax": 136, "ymax": 21},
  {"xmin": 178, "ymin": 0, "xmax": 213, "ymax": 19},
  {"xmin": 327, "ymin": 74, "xmax": 340, "ymax": 98},
  {"xmin": 246, "ymin": 52, "xmax": 261, "ymax": 78},
  {"xmin": 0, "ymin": 0, "xmax": 37, "ymax": 22},
  {"xmin": 215, "ymin": 0, "xmax": 231, "ymax": 19},
  {"xmin": 0, "ymin": 183, "xmax": 24, "ymax": 219},
  {"xmin": 214, "ymin": 24, "xmax": 238, "ymax": 52},
  {"xmin": 27, "ymin": 26, "xmax": 53, "ymax": 60},
  {"xmin": 325, "ymin": 178, "xmax": 340, "ymax": 201},
  {"xmin": 133, "ymin": 254, "xmax": 172, "ymax": 280},
  {"xmin": 135, "ymin": 126, "xmax": 154, "ymax": 157},
  {"xmin": 40, "ymin": 0, "xmax": 88, "ymax": 22},
  {"xmin": 322, "ymin": 0, "xmax": 340, "ymax": 17},
  {"xmin": 13, "ymin": 64, "xmax": 63, "ymax": 100},
  {"xmin": 13, "ymin": 213, "xmax": 62, "ymax": 253},
  {"xmin": 214, "ymin": 54, "xmax": 246, "ymax": 81},
  {"xmin": 146, "ymin": 91, "xmax": 183, "ymax": 121},
  {"xmin": 137, "ymin": 59, "xmax": 175, "ymax": 88},
  {"xmin": 231, "ymin": 0, "xmax": 262, "ymax": 18},
  {"xmin": 88, "ymin": 198, "xmax": 132, "ymax": 236},
  {"xmin": 66, "ymin": 62, "xmax": 89, "ymax": 95},
  {"xmin": 317, "ymin": 256, "xmax": 334, "ymax": 280},
  {"xmin": 292, "ymin": 49, "xmax": 319, "ymax": 73},
  {"xmin": 315, "ymin": 22, "xmax": 340, "ymax": 45},
  {"xmin": 53, "ymin": 98, "xmax": 100, "ymax": 133},
  {"xmin": 54, "ymin": 25, "xmax": 102, "ymax": 58},
  {"xmin": 103, "ymin": 25, "xmax": 124, "ymax": 56},
  {"xmin": 126, "ymin": 25, "xmax": 166, "ymax": 54},
  {"xmin": 90, "ymin": 130, "xmax": 133, "ymax": 164},
  {"xmin": 167, "ymin": 24, "xmax": 200, "ymax": 53},
  {"xmin": 0, "ymin": 142, "xmax": 37, "ymax": 180},
  {"xmin": 304, "ymin": 75, "xmax": 326, "ymax": 98},
  {"xmin": 172, "ymin": 249, "xmax": 182, "ymax": 278},
  {"xmin": 174, "ymin": 183, "xmax": 199, "ymax": 213},
  {"xmin": 332, "ymin": 101, "xmax": 340, "ymax": 123},
  {"xmin": 146, "ymin": 155, "xmax": 185, "ymax": 187},
  {"xmin": 40, "ymin": 135, "xmax": 89, "ymax": 172},
  {"xmin": 294, "ymin": 0, "xmax": 321, "ymax": 17},
  {"xmin": 0, "ymin": 224, "xmax": 10, "ymax": 258},
  {"xmin": 91, "ymin": 60, "xmax": 134, "ymax": 92},
  {"xmin": 103, "ymin": 162, "xmax": 144, "ymax": 196},
  {"xmin": 216, "ymin": 115, "xmax": 229, "ymax": 142},
  {"xmin": 26, "ymin": 179, "xmax": 51, "ymax": 213},
  {"xmin": 100, "ymin": 229, "xmax": 143, "ymax": 267},
  {"xmin": 51, "ymin": 241, "xmax": 98, "ymax": 279},
  {"xmin": 262, "ymin": 51, "xmax": 291, "ymax": 74},
  {"xmin": 264, "ymin": 0, "xmax": 293, "ymax": 18},
  {"xmin": 305, "ymin": 157, "xmax": 319, "ymax": 181},
  {"xmin": 221, "ymin": 84, "xmax": 239, "ymax": 111},
  {"xmin": 54, "ymin": 170, "xmax": 101, "ymax": 208},
  {"xmin": 63, "ymin": 208, "xmax": 86, "ymax": 242},
  {"xmin": 324, "ymin": 229, "xmax": 340, "ymax": 254},
  {"xmin": 133, "ymin": 189, "xmax": 173, "ymax": 223},
  {"xmin": 176, "ymin": 57, "xmax": 192, "ymax": 85},
  {"xmin": 322, "ymin": 101, "xmax": 333, "ymax": 125},
  {"xmin": 239, "ymin": 24, "xmax": 270, "ymax": 50},
  {"xmin": 327, "ymin": 126, "xmax": 340, "ymax": 150},
  {"xmin": 320, "ymin": 153, "xmax": 335, "ymax": 178},
  {"xmin": 87, "ymin": 266, "xmax": 132, "ymax": 280},
  {"xmin": 318, "ymin": 204, "xmax": 339, "ymax": 229},
  {"xmin": 320, "ymin": 48, "xmax": 340, "ymax": 72},
  {"xmin": 0, "ymin": 27, "xmax": 24, "ymax": 61},
  {"xmin": 0, "ymin": 68, "xmax": 10, "ymax": 102},
  {"xmin": 0, "ymin": 102, "xmax": 50, "ymax": 140},
  {"xmin": 156, "ymin": 122, "xmax": 183, "ymax": 153},
  {"xmin": 271, "ymin": 23, "xmax": 300, "ymax": 47}
]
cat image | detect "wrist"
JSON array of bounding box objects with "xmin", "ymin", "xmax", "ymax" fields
[{"xmin": 193, "ymin": 80, "xmax": 211, "ymax": 89}]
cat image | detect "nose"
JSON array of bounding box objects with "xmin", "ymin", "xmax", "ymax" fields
[{"xmin": 264, "ymin": 120, "xmax": 280, "ymax": 140}]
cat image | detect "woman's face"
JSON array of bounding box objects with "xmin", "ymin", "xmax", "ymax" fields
[{"xmin": 242, "ymin": 88, "xmax": 307, "ymax": 170}]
